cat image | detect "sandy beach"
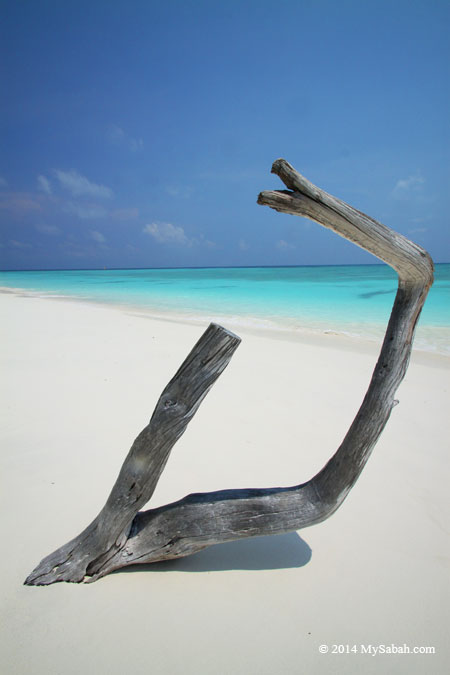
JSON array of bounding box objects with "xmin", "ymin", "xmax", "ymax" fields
[{"xmin": 1, "ymin": 291, "xmax": 448, "ymax": 674}]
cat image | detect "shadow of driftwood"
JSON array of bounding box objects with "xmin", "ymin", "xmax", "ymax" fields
[
  {"xmin": 359, "ymin": 288, "xmax": 395, "ymax": 299},
  {"xmin": 111, "ymin": 532, "xmax": 312, "ymax": 575}
]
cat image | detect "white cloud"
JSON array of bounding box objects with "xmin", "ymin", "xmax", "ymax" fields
[
  {"xmin": 35, "ymin": 224, "xmax": 61, "ymax": 235},
  {"xmin": 143, "ymin": 222, "xmax": 191, "ymax": 245},
  {"xmin": 276, "ymin": 239, "xmax": 295, "ymax": 250},
  {"xmin": 89, "ymin": 230, "xmax": 106, "ymax": 243},
  {"xmin": 143, "ymin": 223, "xmax": 216, "ymax": 248},
  {"xmin": 107, "ymin": 124, "xmax": 144, "ymax": 152},
  {"xmin": 37, "ymin": 175, "xmax": 52, "ymax": 194},
  {"xmin": 65, "ymin": 202, "xmax": 108, "ymax": 219},
  {"xmin": 54, "ymin": 169, "xmax": 113, "ymax": 198},
  {"xmin": 392, "ymin": 173, "xmax": 424, "ymax": 196},
  {"xmin": 0, "ymin": 177, "xmax": 7, "ymax": 188},
  {"xmin": 239, "ymin": 239, "xmax": 249, "ymax": 251}
]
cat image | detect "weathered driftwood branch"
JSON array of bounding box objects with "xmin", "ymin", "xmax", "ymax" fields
[
  {"xmin": 25, "ymin": 323, "xmax": 241, "ymax": 585},
  {"xmin": 26, "ymin": 159, "xmax": 433, "ymax": 585}
]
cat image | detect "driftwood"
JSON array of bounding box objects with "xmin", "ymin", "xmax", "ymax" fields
[{"xmin": 25, "ymin": 159, "xmax": 433, "ymax": 585}]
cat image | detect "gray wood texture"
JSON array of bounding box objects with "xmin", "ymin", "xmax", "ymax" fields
[
  {"xmin": 25, "ymin": 159, "xmax": 433, "ymax": 585},
  {"xmin": 25, "ymin": 323, "xmax": 241, "ymax": 584}
]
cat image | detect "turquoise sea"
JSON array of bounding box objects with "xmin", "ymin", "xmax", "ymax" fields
[{"xmin": 1, "ymin": 264, "xmax": 449, "ymax": 354}]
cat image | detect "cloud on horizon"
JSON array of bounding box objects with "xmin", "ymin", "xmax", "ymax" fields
[
  {"xmin": 54, "ymin": 169, "xmax": 113, "ymax": 199},
  {"xmin": 89, "ymin": 230, "xmax": 106, "ymax": 243},
  {"xmin": 143, "ymin": 223, "xmax": 216, "ymax": 249},
  {"xmin": 143, "ymin": 222, "xmax": 191, "ymax": 245}
]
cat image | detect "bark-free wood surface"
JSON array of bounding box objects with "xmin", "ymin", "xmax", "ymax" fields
[{"xmin": 26, "ymin": 159, "xmax": 433, "ymax": 584}]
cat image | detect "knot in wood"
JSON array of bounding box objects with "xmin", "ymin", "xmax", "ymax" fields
[{"xmin": 164, "ymin": 399, "xmax": 177, "ymax": 409}]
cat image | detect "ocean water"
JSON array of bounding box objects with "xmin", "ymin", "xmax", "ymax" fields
[{"xmin": 1, "ymin": 264, "xmax": 449, "ymax": 354}]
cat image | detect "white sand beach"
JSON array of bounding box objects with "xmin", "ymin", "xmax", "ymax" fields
[{"xmin": 1, "ymin": 292, "xmax": 449, "ymax": 674}]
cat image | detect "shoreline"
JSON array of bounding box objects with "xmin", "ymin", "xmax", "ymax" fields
[{"xmin": 2, "ymin": 284, "xmax": 449, "ymax": 360}]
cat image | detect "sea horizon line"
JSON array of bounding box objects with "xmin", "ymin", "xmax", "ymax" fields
[{"xmin": 1, "ymin": 261, "xmax": 449, "ymax": 274}]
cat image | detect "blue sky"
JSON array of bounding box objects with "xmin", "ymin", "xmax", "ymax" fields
[{"xmin": 1, "ymin": 0, "xmax": 448, "ymax": 270}]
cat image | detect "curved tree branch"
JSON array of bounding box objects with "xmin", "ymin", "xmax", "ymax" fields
[{"xmin": 26, "ymin": 159, "xmax": 433, "ymax": 584}]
